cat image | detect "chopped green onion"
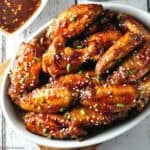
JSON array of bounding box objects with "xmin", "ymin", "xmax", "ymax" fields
[
  {"xmin": 85, "ymin": 73, "xmax": 90, "ymax": 79},
  {"xmin": 25, "ymin": 73, "xmax": 30, "ymax": 78},
  {"xmin": 80, "ymin": 109, "xmax": 86, "ymax": 115},
  {"xmin": 40, "ymin": 97, "xmax": 45, "ymax": 103},
  {"xmin": 76, "ymin": 45, "xmax": 83, "ymax": 49},
  {"xmin": 65, "ymin": 113, "xmax": 72, "ymax": 120},
  {"xmin": 47, "ymin": 135, "xmax": 52, "ymax": 139},
  {"xmin": 117, "ymin": 103, "xmax": 125, "ymax": 108},
  {"xmin": 37, "ymin": 105, "xmax": 42, "ymax": 111},
  {"xmin": 19, "ymin": 78, "xmax": 25, "ymax": 84},
  {"xmin": 42, "ymin": 128, "xmax": 48, "ymax": 134},
  {"xmin": 66, "ymin": 63, "xmax": 71, "ymax": 73},
  {"xmin": 36, "ymin": 122, "xmax": 41, "ymax": 127},
  {"xmin": 78, "ymin": 70, "xmax": 83, "ymax": 74},
  {"xmin": 46, "ymin": 83, "xmax": 51, "ymax": 88},
  {"xmin": 18, "ymin": 67, "xmax": 24, "ymax": 71},
  {"xmin": 129, "ymin": 68, "xmax": 136, "ymax": 75},
  {"xmin": 93, "ymin": 104, "xmax": 98, "ymax": 108},
  {"xmin": 69, "ymin": 16, "xmax": 77, "ymax": 22},
  {"xmin": 95, "ymin": 76, "xmax": 102, "ymax": 83},
  {"xmin": 60, "ymin": 107, "xmax": 66, "ymax": 113},
  {"xmin": 34, "ymin": 56, "xmax": 39, "ymax": 61}
]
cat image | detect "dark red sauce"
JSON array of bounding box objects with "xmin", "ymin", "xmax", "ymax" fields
[{"xmin": 0, "ymin": 0, "xmax": 41, "ymax": 33}]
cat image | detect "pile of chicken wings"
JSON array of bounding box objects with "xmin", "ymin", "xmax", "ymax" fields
[{"xmin": 8, "ymin": 4, "xmax": 150, "ymax": 140}]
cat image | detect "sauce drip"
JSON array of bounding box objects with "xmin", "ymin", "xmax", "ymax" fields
[{"xmin": 0, "ymin": 0, "xmax": 41, "ymax": 33}]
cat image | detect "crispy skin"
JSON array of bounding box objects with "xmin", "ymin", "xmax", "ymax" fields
[
  {"xmin": 42, "ymin": 29, "xmax": 121, "ymax": 77},
  {"xmin": 95, "ymin": 32, "xmax": 143, "ymax": 76},
  {"xmin": 69, "ymin": 107, "xmax": 127, "ymax": 127},
  {"xmin": 18, "ymin": 72, "xmax": 137, "ymax": 114},
  {"xmin": 108, "ymin": 13, "xmax": 150, "ymax": 84},
  {"xmin": 24, "ymin": 112, "xmax": 87, "ymax": 139},
  {"xmin": 118, "ymin": 13, "xmax": 150, "ymax": 39},
  {"xmin": 80, "ymin": 85, "xmax": 137, "ymax": 113},
  {"xmin": 19, "ymin": 86, "xmax": 73, "ymax": 113},
  {"xmin": 18, "ymin": 72, "xmax": 99, "ymax": 113},
  {"xmin": 24, "ymin": 108, "xmax": 127, "ymax": 139},
  {"xmin": 54, "ymin": 71, "xmax": 99, "ymax": 89},
  {"xmin": 47, "ymin": 4, "xmax": 103, "ymax": 39},
  {"xmin": 83, "ymin": 10, "xmax": 117, "ymax": 36},
  {"xmin": 137, "ymin": 75, "xmax": 150, "ymax": 111},
  {"xmin": 8, "ymin": 39, "xmax": 46, "ymax": 103},
  {"xmin": 109, "ymin": 40, "xmax": 150, "ymax": 84}
]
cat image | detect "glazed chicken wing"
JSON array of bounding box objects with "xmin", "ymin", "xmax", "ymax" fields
[
  {"xmin": 109, "ymin": 40, "xmax": 150, "ymax": 84},
  {"xmin": 80, "ymin": 84, "xmax": 137, "ymax": 113},
  {"xmin": 19, "ymin": 86, "xmax": 73, "ymax": 113},
  {"xmin": 46, "ymin": 4, "xmax": 103, "ymax": 39},
  {"xmin": 8, "ymin": 39, "xmax": 46, "ymax": 103},
  {"xmin": 17, "ymin": 71, "xmax": 98, "ymax": 113},
  {"xmin": 118, "ymin": 13, "xmax": 150, "ymax": 39},
  {"xmin": 24, "ymin": 112, "xmax": 87, "ymax": 139},
  {"xmin": 24, "ymin": 108, "xmax": 127, "ymax": 139},
  {"xmin": 42, "ymin": 28, "xmax": 121, "ymax": 77},
  {"xmin": 95, "ymin": 32, "xmax": 143, "ymax": 76}
]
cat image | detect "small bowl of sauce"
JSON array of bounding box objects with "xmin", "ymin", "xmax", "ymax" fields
[{"xmin": 0, "ymin": 0, "xmax": 48, "ymax": 36}]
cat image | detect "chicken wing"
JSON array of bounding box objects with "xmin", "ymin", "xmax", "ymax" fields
[
  {"xmin": 8, "ymin": 39, "xmax": 46, "ymax": 103},
  {"xmin": 19, "ymin": 86, "xmax": 74, "ymax": 113},
  {"xmin": 17, "ymin": 71, "xmax": 98, "ymax": 113},
  {"xmin": 118, "ymin": 13, "xmax": 150, "ymax": 39},
  {"xmin": 24, "ymin": 112, "xmax": 87, "ymax": 139},
  {"xmin": 24, "ymin": 108, "xmax": 127, "ymax": 139},
  {"xmin": 69, "ymin": 107, "xmax": 127, "ymax": 127},
  {"xmin": 95, "ymin": 32, "xmax": 143, "ymax": 76},
  {"xmin": 47, "ymin": 4, "xmax": 103, "ymax": 39},
  {"xmin": 109, "ymin": 40, "xmax": 150, "ymax": 84},
  {"xmin": 80, "ymin": 84, "xmax": 137, "ymax": 113},
  {"xmin": 42, "ymin": 28, "xmax": 121, "ymax": 77}
]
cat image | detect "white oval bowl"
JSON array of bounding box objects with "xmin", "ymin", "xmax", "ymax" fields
[
  {"xmin": 0, "ymin": 0, "xmax": 48, "ymax": 36},
  {"xmin": 1, "ymin": 2, "xmax": 150, "ymax": 149}
]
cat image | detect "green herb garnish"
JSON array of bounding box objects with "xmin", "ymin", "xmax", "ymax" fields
[
  {"xmin": 25, "ymin": 73, "xmax": 30, "ymax": 78},
  {"xmin": 80, "ymin": 109, "xmax": 86, "ymax": 115},
  {"xmin": 65, "ymin": 113, "xmax": 72, "ymax": 120},
  {"xmin": 19, "ymin": 78, "xmax": 25, "ymax": 84},
  {"xmin": 78, "ymin": 70, "xmax": 83, "ymax": 74},
  {"xmin": 129, "ymin": 68, "xmax": 136, "ymax": 75},
  {"xmin": 60, "ymin": 107, "xmax": 66, "ymax": 113},
  {"xmin": 117, "ymin": 103, "xmax": 125, "ymax": 108},
  {"xmin": 69, "ymin": 16, "xmax": 77, "ymax": 22},
  {"xmin": 76, "ymin": 45, "xmax": 83, "ymax": 49},
  {"xmin": 37, "ymin": 105, "xmax": 42, "ymax": 111},
  {"xmin": 66, "ymin": 63, "xmax": 72, "ymax": 72},
  {"xmin": 42, "ymin": 128, "xmax": 48, "ymax": 134},
  {"xmin": 34, "ymin": 56, "xmax": 39, "ymax": 61},
  {"xmin": 85, "ymin": 73, "xmax": 90, "ymax": 79},
  {"xmin": 47, "ymin": 135, "xmax": 52, "ymax": 139},
  {"xmin": 36, "ymin": 122, "xmax": 41, "ymax": 127},
  {"xmin": 46, "ymin": 83, "xmax": 51, "ymax": 88},
  {"xmin": 93, "ymin": 104, "xmax": 98, "ymax": 108},
  {"xmin": 40, "ymin": 97, "xmax": 45, "ymax": 103},
  {"xmin": 95, "ymin": 76, "xmax": 102, "ymax": 83}
]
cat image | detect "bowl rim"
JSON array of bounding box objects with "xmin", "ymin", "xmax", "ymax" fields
[
  {"xmin": 1, "ymin": 2, "xmax": 150, "ymax": 148},
  {"xmin": 0, "ymin": 0, "xmax": 48, "ymax": 37}
]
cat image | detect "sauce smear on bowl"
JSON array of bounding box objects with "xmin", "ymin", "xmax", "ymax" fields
[{"xmin": 0, "ymin": 0, "xmax": 41, "ymax": 33}]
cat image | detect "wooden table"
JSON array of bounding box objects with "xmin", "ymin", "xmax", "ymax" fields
[{"xmin": 0, "ymin": 0, "xmax": 149, "ymax": 149}]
